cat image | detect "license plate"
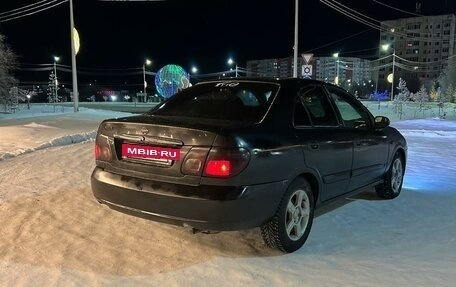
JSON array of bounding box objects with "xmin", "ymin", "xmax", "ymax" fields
[{"xmin": 121, "ymin": 143, "xmax": 181, "ymax": 160}]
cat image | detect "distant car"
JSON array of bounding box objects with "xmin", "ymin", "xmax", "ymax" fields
[{"xmin": 91, "ymin": 78, "xmax": 407, "ymax": 253}]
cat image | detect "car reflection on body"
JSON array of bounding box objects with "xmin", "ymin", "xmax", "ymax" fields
[{"xmin": 91, "ymin": 78, "xmax": 407, "ymax": 253}]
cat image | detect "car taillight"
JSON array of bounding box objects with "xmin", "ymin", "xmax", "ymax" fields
[
  {"xmin": 94, "ymin": 145, "xmax": 101, "ymax": 159},
  {"xmin": 95, "ymin": 134, "xmax": 112, "ymax": 162},
  {"xmin": 205, "ymin": 160, "xmax": 231, "ymax": 177},
  {"xmin": 181, "ymin": 147, "xmax": 210, "ymax": 176},
  {"xmin": 203, "ymin": 148, "xmax": 250, "ymax": 178}
]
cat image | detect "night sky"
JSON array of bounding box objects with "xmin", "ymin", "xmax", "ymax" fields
[{"xmin": 1, "ymin": 0, "xmax": 455, "ymax": 86}]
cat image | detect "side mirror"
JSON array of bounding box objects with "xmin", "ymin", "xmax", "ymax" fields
[{"xmin": 374, "ymin": 116, "xmax": 390, "ymax": 129}]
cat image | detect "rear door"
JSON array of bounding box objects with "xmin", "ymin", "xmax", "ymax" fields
[
  {"xmin": 324, "ymin": 86, "xmax": 389, "ymax": 191},
  {"xmin": 293, "ymin": 84, "xmax": 354, "ymax": 202}
]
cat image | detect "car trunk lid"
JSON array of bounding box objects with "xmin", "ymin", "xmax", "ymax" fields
[{"xmin": 97, "ymin": 117, "xmax": 220, "ymax": 184}]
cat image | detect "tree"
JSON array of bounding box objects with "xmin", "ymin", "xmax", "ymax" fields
[
  {"xmin": 394, "ymin": 78, "xmax": 410, "ymax": 119},
  {"xmin": 371, "ymin": 90, "xmax": 389, "ymax": 110},
  {"xmin": 436, "ymin": 87, "xmax": 446, "ymax": 103},
  {"xmin": 429, "ymin": 85, "xmax": 439, "ymax": 102},
  {"xmin": 410, "ymin": 85, "xmax": 429, "ymax": 110},
  {"xmin": 372, "ymin": 90, "xmax": 389, "ymax": 101},
  {"xmin": 434, "ymin": 87, "xmax": 447, "ymax": 118},
  {"xmin": 47, "ymin": 71, "xmax": 63, "ymax": 112},
  {"xmin": 396, "ymin": 78, "xmax": 410, "ymax": 101},
  {"xmin": 445, "ymin": 84, "xmax": 455, "ymax": 104},
  {"xmin": 47, "ymin": 71, "xmax": 60, "ymax": 103},
  {"xmin": 438, "ymin": 60, "xmax": 456, "ymax": 96},
  {"xmin": 0, "ymin": 34, "xmax": 18, "ymax": 112},
  {"xmin": 410, "ymin": 85, "xmax": 430, "ymax": 118}
]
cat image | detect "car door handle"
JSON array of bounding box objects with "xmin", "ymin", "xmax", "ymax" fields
[
  {"xmin": 309, "ymin": 142, "xmax": 319, "ymax": 150},
  {"xmin": 355, "ymin": 141, "xmax": 369, "ymax": 147}
]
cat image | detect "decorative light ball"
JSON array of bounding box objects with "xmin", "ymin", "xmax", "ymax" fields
[
  {"xmin": 73, "ymin": 27, "xmax": 80, "ymax": 55},
  {"xmin": 387, "ymin": 73, "xmax": 394, "ymax": 83},
  {"xmin": 155, "ymin": 64, "xmax": 190, "ymax": 98}
]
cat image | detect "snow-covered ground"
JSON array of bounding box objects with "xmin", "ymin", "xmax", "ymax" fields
[
  {"xmin": 0, "ymin": 105, "xmax": 130, "ymax": 161},
  {"xmin": 0, "ymin": 103, "xmax": 455, "ymax": 286}
]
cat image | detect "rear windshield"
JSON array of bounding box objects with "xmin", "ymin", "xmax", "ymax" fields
[{"xmin": 149, "ymin": 81, "xmax": 279, "ymax": 123}]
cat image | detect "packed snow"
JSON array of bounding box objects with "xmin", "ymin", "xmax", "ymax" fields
[
  {"xmin": 0, "ymin": 103, "xmax": 455, "ymax": 286},
  {"xmin": 0, "ymin": 105, "xmax": 130, "ymax": 161}
]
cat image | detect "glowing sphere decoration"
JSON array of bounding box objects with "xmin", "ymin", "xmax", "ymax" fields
[
  {"xmin": 73, "ymin": 27, "xmax": 80, "ymax": 55},
  {"xmin": 155, "ymin": 64, "xmax": 190, "ymax": 98},
  {"xmin": 387, "ymin": 73, "xmax": 394, "ymax": 83}
]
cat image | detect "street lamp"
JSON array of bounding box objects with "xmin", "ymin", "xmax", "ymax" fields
[
  {"xmin": 227, "ymin": 58, "xmax": 238, "ymax": 77},
  {"xmin": 69, "ymin": 0, "xmax": 79, "ymax": 112},
  {"xmin": 190, "ymin": 66, "xmax": 198, "ymax": 82},
  {"xmin": 382, "ymin": 44, "xmax": 395, "ymax": 101},
  {"xmin": 333, "ymin": 52, "xmax": 339, "ymax": 85},
  {"xmin": 26, "ymin": 94, "xmax": 31, "ymax": 109},
  {"xmin": 143, "ymin": 59, "xmax": 152, "ymax": 102},
  {"xmin": 53, "ymin": 56, "xmax": 60, "ymax": 107}
]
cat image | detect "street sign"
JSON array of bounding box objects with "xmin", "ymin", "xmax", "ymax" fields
[
  {"xmin": 301, "ymin": 53, "xmax": 314, "ymax": 65},
  {"xmin": 302, "ymin": 65, "xmax": 312, "ymax": 77}
]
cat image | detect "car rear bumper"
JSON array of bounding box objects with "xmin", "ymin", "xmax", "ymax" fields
[{"xmin": 91, "ymin": 167, "xmax": 286, "ymax": 231}]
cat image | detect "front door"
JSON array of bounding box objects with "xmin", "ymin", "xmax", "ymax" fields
[
  {"xmin": 293, "ymin": 85, "xmax": 353, "ymax": 202},
  {"xmin": 325, "ymin": 86, "xmax": 389, "ymax": 191}
]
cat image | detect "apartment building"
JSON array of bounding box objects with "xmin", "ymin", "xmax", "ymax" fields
[
  {"xmin": 246, "ymin": 56, "xmax": 373, "ymax": 85},
  {"xmin": 379, "ymin": 14, "xmax": 456, "ymax": 84},
  {"xmin": 246, "ymin": 57, "xmax": 294, "ymax": 78}
]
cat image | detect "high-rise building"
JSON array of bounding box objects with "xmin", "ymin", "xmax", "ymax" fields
[
  {"xmin": 246, "ymin": 56, "xmax": 374, "ymax": 85},
  {"xmin": 313, "ymin": 57, "xmax": 373, "ymax": 85},
  {"xmin": 378, "ymin": 14, "xmax": 456, "ymax": 86},
  {"xmin": 246, "ymin": 57, "xmax": 294, "ymax": 78}
]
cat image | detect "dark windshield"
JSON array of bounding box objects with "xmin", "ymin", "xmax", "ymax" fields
[{"xmin": 149, "ymin": 81, "xmax": 279, "ymax": 123}]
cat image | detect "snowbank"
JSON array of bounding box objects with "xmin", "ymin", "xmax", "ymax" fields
[{"xmin": 0, "ymin": 106, "xmax": 131, "ymax": 161}]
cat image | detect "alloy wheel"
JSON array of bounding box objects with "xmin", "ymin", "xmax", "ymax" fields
[
  {"xmin": 391, "ymin": 158, "xmax": 403, "ymax": 194},
  {"xmin": 285, "ymin": 189, "xmax": 310, "ymax": 241}
]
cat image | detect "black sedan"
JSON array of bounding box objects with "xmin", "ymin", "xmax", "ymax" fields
[{"xmin": 91, "ymin": 78, "xmax": 407, "ymax": 253}]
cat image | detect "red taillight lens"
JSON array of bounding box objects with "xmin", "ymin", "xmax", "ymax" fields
[
  {"xmin": 205, "ymin": 160, "xmax": 231, "ymax": 176},
  {"xmin": 94, "ymin": 145, "xmax": 101, "ymax": 159},
  {"xmin": 94, "ymin": 134, "xmax": 112, "ymax": 162},
  {"xmin": 203, "ymin": 148, "xmax": 250, "ymax": 178}
]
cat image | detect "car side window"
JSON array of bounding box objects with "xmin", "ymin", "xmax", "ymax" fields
[
  {"xmin": 293, "ymin": 89, "xmax": 312, "ymax": 127},
  {"xmin": 296, "ymin": 86, "xmax": 338, "ymax": 127},
  {"xmin": 326, "ymin": 87, "xmax": 371, "ymax": 129}
]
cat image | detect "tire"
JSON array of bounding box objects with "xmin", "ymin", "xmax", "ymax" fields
[
  {"xmin": 376, "ymin": 152, "xmax": 404, "ymax": 199},
  {"xmin": 261, "ymin": 177, "xmax": 315, "ymax": 253}
]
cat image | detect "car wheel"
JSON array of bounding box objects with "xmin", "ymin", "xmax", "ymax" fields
[
  {"xmin": 261, "ymin": 177, "xmax": 315, "ymax": 253},
  {"xmin": 376, "ymin": 152, "xmax": 404, "ymax": 199}
]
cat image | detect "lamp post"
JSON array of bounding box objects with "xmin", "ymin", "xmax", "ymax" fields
[
  {"xmin": 143, "ymin": 59, "xmax": 152, "ymax": 102},
  {"xmin": 69, "ymin": 0, "xmax": 79, "ymax": 112},
  {"xmin": 382, "ymin": 44, "xmax": 395, "ymax": 101},
  {"xmin": 227, "ymin": 58, "xmax": 238, "ymax": 77},
  {"xmin": 293, "ymin": 0, "xmax": 299, "ymax": 78},
  {"xmin": 53, "ymin": 56, "xmax": 60, "ymax": 110},
  {"xmin": 333, "ymin": 52, "xmax": 339, "ymax": 85},
  {"xmin": 26, "ymin": 94, "xmax": 31, "ymax": 110}
]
